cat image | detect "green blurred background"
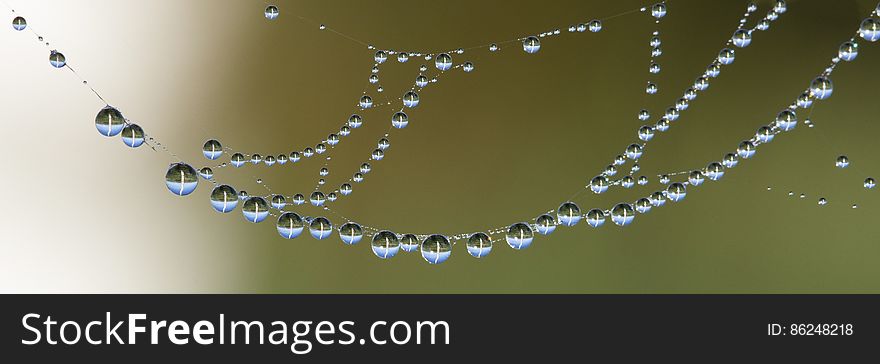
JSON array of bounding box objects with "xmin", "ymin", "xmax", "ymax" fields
[{"xmin": 1, "ymin": 0, "xmax": 878, "ymax": 293}]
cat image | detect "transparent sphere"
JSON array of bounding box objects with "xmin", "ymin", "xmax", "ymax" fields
[
  {"xmin": 271, "ymin": 194, "xmax": 286, "ymax": 209},
  {"xmin": 818, "ymin": 197, "xmax": 828, "ymax": 206},
  {"xmin": 723, "ymin": 153, "xmax": 739, "ymax": 168},
  {"xmin": 859, "ymin": 18, "xmax": 880, "ymax": 42},
  {"xmin": 638, "ymin": 109, "xmax": 650, "ymax": 121},
  {"xmin": 202, "ymin": 139, "xmax": 223, "ymax": 160},
  {"xmin": 836, "ymin": 155, "xmax": 849, "ymax": 168},
  {"xmin": 652, "ymin": 47, "xmax": 663, "ymax": 57},
  {"xmin": 359, "ymin": 95, "xmax": 373, "ymax": 109},
  {"xmin": 310, "ymin": 191, "xmax": 326, "ymax": 206},
  {"xmin": 557, "ymin": 202, "xmax": 581, "ymax": 226},
  {"xmin": 775, "ymin": 110, "xmax": 797, "ymax": 132},
  {"xmin": 264, "ymin": 5, "xmax": 279, "ymax": 20},
  {"xmin": 774, "ymin": 0, "xmax": 787, "ymax": 13},
  {"xmin": 121, "ymin": 124, "xmax": 145, "ymax": 148},
  {"xmin": 165, "ymin": 163, "xmax": 198, "ymax": 196},
  {"xmin": 756, "ymin": 126, "xmax": 775, "ymax": 143},
  {"xmin": 676, "ymin": 98, "xmax": 689, "ymax": 111},
  {"xmin": 651, "ymin": 3, "xmax": 667, "ymax": 19},
  {"xmin": 289, "ymin": 151, "xmax": 302, "ymax": 163},
  {"xmin": 838, "ymin": 41, "xmax": 859, "ymax": 62},
  {"xmin": 463, "ymin": 62, "xmax": 475, "ymax": 73},
  {"xmin": 231, "ymin": 153, "xmax": 246, "ymax": 167},
  {"xmin": 435, "ymin": 53, "xmax": 453, "ymax": 71},
  {"xmin": 264, "ymin": 155, "xmax": 276, "ymax": 166},
  {"xmin": 49, "ymin": 51, "xmax": 66, "ymax": 68},
  {"xmin": 371, "ymin": 231, "xmax": 400, "ymax": 259},
  {"xmin": 377, "ymin": 138, "xmax": 391, "ymax": 151},
  {"xmin": 277, "ymin": 212, "xmax": 304, "ymax": 239},
  {"xmin": 625, "ymin": 144, "xmax": 643, "ymax": 160},
  {"xmin": 251, "ymin": 154, "xmax": 263, "ymax": 164},
  {"xmin": 665, "ymin": 108, "xmax": 679, "ymax": 121},
  {"xmin": 397, "ymin": 53, "xmax": 409, "ymax": 63},
  {"xmin": 374, "ymin": 50, "xmax": 388, "ymax": 64},
  {"xmin": 639, "ymin": 126, "xmax": 655, "ymax": 141},
  {"xmin": 309, "ymin": 217, "xmax": 334, "ymax": 240},
  {"xmin": 694, "ymin": 77, "xmax": 709, "ymax": 91},
  {"xmin": 506, "ymin": 223, "xmax": 534, "ymax": 250},
  {"xmin": 585, "ymin": 209, "xmax": 606, "ymax": 228},
  {"xmin": 210, "ymin": 185, "xmax": 238, "ymax": 213},
  {"xmin": 622, "ymin": 176, "xmax": 635, "ymax": 188},
  {"xmin": 667, "ymin": 182, "xmax": 687, "ymax": 202},
  {"xmin": 339, "ymin": 222, "xmax": 364, "ymax": 245},
  {"xmin": 292, "ymin": 193, "xmax": 305, "ymax": 205},
  {"xmin": 610, "ymin": 203, "xmax": 635, "ymax": 226},
  {"xmin": 392, "ymin": 111, "xmax": 409, "ymax": 129},
  {"xmin": 340, "ymin": 183, "xmax": 353, "ymax": 196},
  {"xmin": 732, "ymin": 29, "xmax": 752, "ymax": 48},
  {"xmin": 360, "ymin": 163, "xmax": 372, "ymax": 174},
  {"xmin": 718, "ymin": 48, "xmax": 735, "ymax": 65},
  {"xmin": 523, "ymin": 36, "xmax": 541, "ymax": 54},
  {"xmin": 865, "ymin": 177, "xmax": 876, "ymax": 189},
  {"xmin": 402, "ymin": 91, "xmax": 420, "ymax": 108},
  {"xmin": 705, "ymin": 162, "xmax": 725, "ymax": 181},
  {"xmin": 400, "ymin": 234, "xmax": 420, "ymax": 253},
  {"xmin": 635, "ymin": 198, "xmax": 652, "ymax": 214},
  {"xmin": 688, "ymin": 170, "xmax": 705, "ymax": 186},
  {"xmin": 371, "ymin": 149, "xmax": 384, "ymax": 161},
  {"xmin": 242, "ymin": 197, "xmax": 269, "ymax": 223},
  {"xmin": 348, "ymin": 114, "xmax": 363, "ymax": 129},
  {"xmin": 705, "ymin": 63, "xmax": 721, "ymax": 78},
  {"xmin": 12, "ymin": 16, "xmax": 26, "ymax": 31},
  {"xmin": 737, "ymin": 141, "xmax": 757, "ymax": 159},
  {"xmin": 416, "ymin": 75, "xmax": 429, "ymax": 88},
  {"xmin": 327, "ymin": 134, "xmax": 340, "ymax": 146},
  {"xmin": 535, "ymin": 214, "xmax": 557, "ymax": 235},
  {"xmin": 602, "ymin": 165, "xmax": 616, "ymax": 177},
  {"xmin": 810, "ymin": 77, "xmax": 833, "ymax": 100},
  {"xmin": 590, "ymin": 176, "xmax": 609, "ymax": 194},
  {"xmin": 421, "ymin": 235, "xmax": 452, "ymax": 264},
  {"xmin": 467, "ymin": 233, "xmax": 492, "ymax": 258},
  {"xmin": 95, "ymin": 106, "xmax": 126, "ymax": 137},
  {"xmin": 650, "ymin": 191, "xmax": 666, "ymax": 207},
  {"xmin": 589, "ymin": 19, "xmax": 602, "ymax": 32},
  {"xmin": 797, "ymin": 92, "xmax": 813, "ymax": 109},
  {"xmin": 646, "ymin": 82, "xmax": 658, "ymax": 94},
  {"xmin": 198, "ymin": 167, "xmax": 213, "ymax": 180}
]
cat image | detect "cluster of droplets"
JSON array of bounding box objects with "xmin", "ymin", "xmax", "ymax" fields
[{"xmin": 11, "ymin": 1, "xmax": 880, "ymax": 265}]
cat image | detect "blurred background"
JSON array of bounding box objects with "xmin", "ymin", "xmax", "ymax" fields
[{"xmin": 1, "ymin": 0, "xmax": 878, "ymax": 293}]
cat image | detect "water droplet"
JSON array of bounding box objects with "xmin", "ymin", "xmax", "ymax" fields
[
  {"xmin": 371, "ymin": 231, "xmax": 400, "ymax": 259},
  {"xmin": 210, "ymin": 185, "xmax": 238, "ymax": 213},
  {"xmin": 264, "ymin": 5, "xmax": 279, "ymax": 20},
  {"xmin": 242, "ymin": 197, "xmax": 269, "ymax": 223},
  {"xmin": 421, "ymin": 235, "xmax": 452, "ymax": 264},
  {"xmin": 165, "ymin": 163, "xmax": 198, "ymax": 196},
  {"xmin": 506, "ymin": 223, "xmax": 534, "ymax": 250}
]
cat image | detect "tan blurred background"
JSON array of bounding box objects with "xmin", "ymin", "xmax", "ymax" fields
[{"xmin": 1, "ymin": 0, "xmax": 878, "ymax": 293}]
